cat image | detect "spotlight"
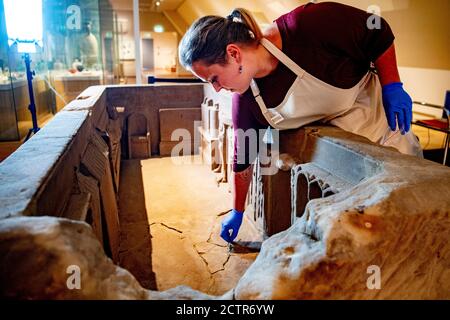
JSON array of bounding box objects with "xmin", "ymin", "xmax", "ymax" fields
[{"xmin": 3, "ymin": 0, "xmax": 44, "ymax": 140}]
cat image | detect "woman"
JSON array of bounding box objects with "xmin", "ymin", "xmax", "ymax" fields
[{"xmin": 179, "ymin": 2, "xmax": 422, "ymax": 243}]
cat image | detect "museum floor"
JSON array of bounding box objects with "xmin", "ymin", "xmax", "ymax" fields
[{"xmin": 117, "ymin": 155, "xmax": 262, "ymax": 296}]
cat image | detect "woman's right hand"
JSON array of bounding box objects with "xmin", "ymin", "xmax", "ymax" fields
[{"xmin": 220, "ymin": 209, "xmax": 244, "ymax": 242}]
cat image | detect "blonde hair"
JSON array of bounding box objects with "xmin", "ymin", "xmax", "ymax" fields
[{"xmin": 179, "ymin": 8, "xmax": 263, "ymax": 68}]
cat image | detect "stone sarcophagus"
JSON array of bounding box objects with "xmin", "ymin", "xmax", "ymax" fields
[
  {"xmin": 0, "ymin": 84, "xmax": 449, "ymax": 300},
  {"xmin": 239, "ymin": 126, "xmax": 450, "ymax": 299}
]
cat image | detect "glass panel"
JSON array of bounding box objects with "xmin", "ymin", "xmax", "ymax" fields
[
  {"xmin": 0, "ymin": 0, "xmax": 20, "ymax": 141},
  {"xmin": 44, "ymin": 0, "xmax": 100, "ymax": 111},
  {"xmin": 99, "ymin": 0, "xmax": 117, "ymax": 85},
  {"xmin": 43, "ymin": 0, "xmax": 118, "ymax": 111},
  {"xmin": 0, "ymin": 0, "xmax": 118, "ymax": 143}
]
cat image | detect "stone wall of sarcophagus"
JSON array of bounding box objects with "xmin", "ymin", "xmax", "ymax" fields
[
  {"xmin": 0, "ymin": 86, "xmax": 124, "ymax": 263},
  {"xmin": 0, "ymin": 84, "xmax": 212, "ymax": 299},
  {"xmin": 106, "ymin": 85, "xmax": 204, "ymax": 158}
]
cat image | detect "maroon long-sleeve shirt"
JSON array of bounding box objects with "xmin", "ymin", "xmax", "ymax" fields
[{"xmin": 232, "ymin": 2, "xmax": 395, "ymax": 172}]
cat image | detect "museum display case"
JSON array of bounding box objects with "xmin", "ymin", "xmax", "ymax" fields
[{"xmin": 0, "ymin": 0, "xmax": 118, "ymax": 141}]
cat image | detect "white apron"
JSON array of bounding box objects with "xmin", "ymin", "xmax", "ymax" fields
[{"xmin": 250, "ymin": 38, "xmax": 422, "ymax": 157}]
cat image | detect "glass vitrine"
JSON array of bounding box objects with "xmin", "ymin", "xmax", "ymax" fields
[{"xmin": 0, "ymin": 0, "xmax": 118, "ymax": 142}]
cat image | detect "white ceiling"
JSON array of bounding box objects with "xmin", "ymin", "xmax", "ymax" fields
[{"xmin": 109, "ymin": 0, "xmax": 185, "ymax": 12}]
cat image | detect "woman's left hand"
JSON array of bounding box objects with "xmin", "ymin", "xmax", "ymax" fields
[{"xmin": 382, "ymin": 82, "xmax": 412, "ymax": 134}]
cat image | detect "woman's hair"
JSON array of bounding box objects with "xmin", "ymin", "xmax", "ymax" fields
[{"xmin": 179, "ymin": 8, "xmax": 263, "ymax": 68}]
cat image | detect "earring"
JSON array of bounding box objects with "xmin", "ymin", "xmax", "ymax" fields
[{"xmin": 239, "ymin": 65, "xmax": 243, "ymax": 74}]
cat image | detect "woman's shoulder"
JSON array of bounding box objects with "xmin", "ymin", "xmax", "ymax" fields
[{"xmin": 262, "ymin": 23, "xmax": 282, "ymax": 50}]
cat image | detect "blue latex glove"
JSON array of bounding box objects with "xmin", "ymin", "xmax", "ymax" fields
[
  {"xmin": 382, "ymin": 82, "xmax": 412, "ymax": 134},
  {"xmin": 220, "ymin": 209, "xmax": 243, "ymax": 243}
]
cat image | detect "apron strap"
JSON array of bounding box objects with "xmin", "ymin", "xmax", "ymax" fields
[
  {"xmin": 250, "ymin": 79, "xmax": 285, "ymax": 126},
  {"xmin": 260, "ymin": 38, "xmax": 305, "ymax": 77},
  {"xmin": 249, "ymin": 38, "xmax": 306, "ymax": 128}
]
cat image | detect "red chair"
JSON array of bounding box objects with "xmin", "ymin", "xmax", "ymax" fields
[{"xmin": 413, "ymin": 91, "xmax": 450, "ymax": 165}]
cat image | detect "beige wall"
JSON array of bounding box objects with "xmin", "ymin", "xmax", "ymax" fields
[
  {"xmin": 116, "ymin": 10, "xmax": 135, "ymax": 61},
  {"xmin": 151, "ymin": 32, "xmax": 178, "ymax": 72},
  {"xmin": 381, "ymin": 0, "xmax": 450, "ymax": 70},
  {"xmin": 115, "ymin": 10, "xmax": 181, "ymax": 75},
  {"xmin": 325, "ymin": 0, "xmax": 450, "ymax": 107},
  {"xmin": 163, "ymin": 10, "xmax": 190, "ymax": 35},
  {"xmin": 140, "ymin": 12, "xmax": 179, "ymax": 72},
  {"xmin": 140, "ymin": 11, "xmax": 178, "ymax": 34}
]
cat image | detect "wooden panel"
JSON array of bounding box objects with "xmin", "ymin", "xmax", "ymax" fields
[
  {"xmin": 106, "ymin": 118, "xmax": 122, "ymax": 193},
  {"xmin": 0, "ymin": 78, "xmax": 51, "ymax": 141}
]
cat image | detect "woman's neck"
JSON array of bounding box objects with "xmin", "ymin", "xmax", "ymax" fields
[
  {"xmin": 253, "ymin": 22, "xmax": 282, "ymax": 78},
  {"xmin": 253, "ymin": 43, "xmax": 279, "ymax": 78}
]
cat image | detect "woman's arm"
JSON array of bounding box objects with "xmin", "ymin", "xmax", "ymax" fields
[
  {"xmin": 231, "ymin": 92, "xmax": 264, "ymax": 211},
  {"xmin": 375, "ymin": 43, "xmax": 413, "ymax": 133},
  {"xmin": 232, "ymin": 164, "xmax": 254, "ymax": 212},
  {"xmin": 221, "ymin": 92, "xmax": 261, "ymax": 243},
  {"xmin": 374, "ymin": 43, "xmax": 400, "ymax": 86}
]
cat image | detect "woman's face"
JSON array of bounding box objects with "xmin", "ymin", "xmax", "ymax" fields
[{"xmin": 191, "ymin": 54, "xmax": 252, "ymax": 94}]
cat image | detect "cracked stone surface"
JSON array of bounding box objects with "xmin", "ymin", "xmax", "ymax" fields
[{"xmin": 118, "ymin": 156, "xmax": 260, "ymax": 295}]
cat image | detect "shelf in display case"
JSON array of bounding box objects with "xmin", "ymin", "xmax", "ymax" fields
[
  {"xmin": 50, "ymin": 70, "xmax": 104, "ymax": 111},
  {"xmin": 0, "ymin": 75, "xmax": 51, "ymax": 141},
  {"xmin": 0, "ymin": 77, "xmax": 28, "ymax": 91},
  {"xmin": 51, "ymin": 70, "xmax": 103, "ymax": 82}
]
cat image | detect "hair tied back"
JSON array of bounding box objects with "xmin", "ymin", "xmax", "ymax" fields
[{"xmin": 227, "ymin": 14, "xmax": 242, "ymax": 23}]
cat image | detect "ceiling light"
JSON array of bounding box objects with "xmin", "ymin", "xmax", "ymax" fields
[
  {"xmin": 3, "ymin": 0, "xmax": 43, "ymax": 52},
  {"xmin": 153, "ymin": 24, "xmax": 164, "ymax": 33}
]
